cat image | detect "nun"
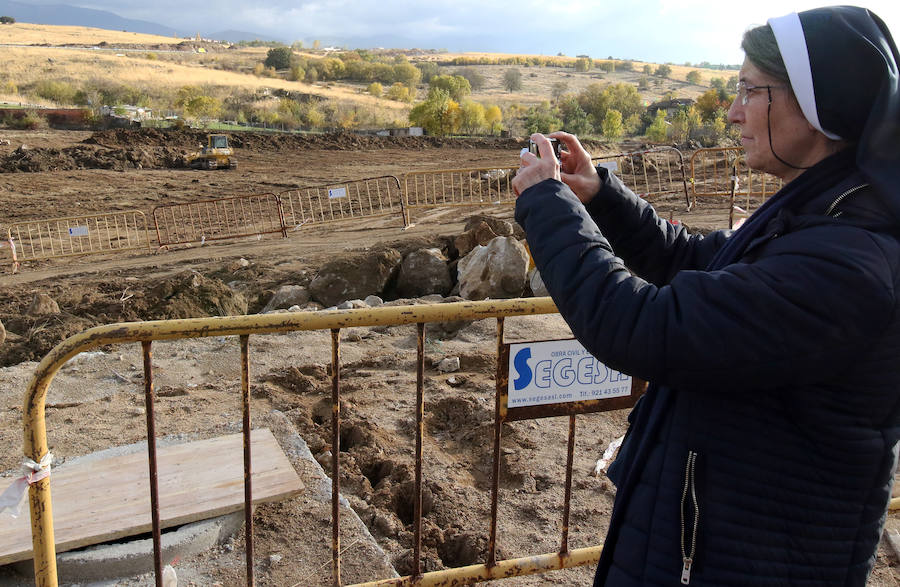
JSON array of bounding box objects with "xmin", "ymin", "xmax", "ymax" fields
[{"xmin": 513, "ymin": 6, "xmax": 900, "ymax": 586}]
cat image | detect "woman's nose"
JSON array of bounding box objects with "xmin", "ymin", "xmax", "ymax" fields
[{"xmin": 727, "ymin": 99, "xmax": 743, "ymax": 125}]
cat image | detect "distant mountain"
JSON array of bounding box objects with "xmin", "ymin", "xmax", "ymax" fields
[
  {"xmin": 0, "ymin": 1, "xmax": 279, "ymax": 43},
  {"xmin": 0, "ymin": 0, "xmax": 184, "ymax": 37}
]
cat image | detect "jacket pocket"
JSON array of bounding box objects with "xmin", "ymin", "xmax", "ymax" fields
[{"xmin": 680, "ymin": 450, "xmax": 699, "ymax": 584}]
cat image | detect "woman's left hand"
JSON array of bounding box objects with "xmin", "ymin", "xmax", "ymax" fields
[{"xmin": 512, "ymin": 133, "xmax": 561, "ymax": 197}]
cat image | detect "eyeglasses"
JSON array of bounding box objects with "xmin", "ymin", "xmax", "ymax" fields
[{"xmin": 735, "ymin": 81, "xmax": 785, "ymax": 106}]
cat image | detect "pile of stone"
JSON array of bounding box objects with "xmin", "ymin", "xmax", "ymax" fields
[{"xmin": 261, "ymin": 216, "xmax": 547, "ymax": 317}]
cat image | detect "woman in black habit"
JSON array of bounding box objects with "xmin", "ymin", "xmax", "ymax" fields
[{"xmin": 512, "ymin": 6, "xmax": 900, "ymax": 586}]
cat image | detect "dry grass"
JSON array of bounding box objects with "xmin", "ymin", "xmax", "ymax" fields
[
  {"xmin": 0, "ymin": 45, "xmax": 408, "ymax": 112},
  {"xmin": 0, "ymin": 23, "xmax": 737, "ymax": 120},
  {"xmin": 0, "ymin": 22, "xmax": 181, "ymax": 45}
]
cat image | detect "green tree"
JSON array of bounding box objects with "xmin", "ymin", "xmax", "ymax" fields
[
  {"xmin": 523, "ymin": 101, "xmax": 562, "ymax": 134},
  {"xmin": 669, "ymin": 108, "xmax": 690, "ymax": 142},
  {"xmin": 558, "ymin": 95, "xmax": 592, "ymax": 136},
  {"xmin": 642, "ymin": 64, "xmax": 653, "ymax": 75},
  {"xmin": 604, "ymin": 83, "xmax": 643, "ymax": 119},
  {"xmin": 291, "ymin": 41, "xmax": 304, "ymax": 50},
  {"xmin": 696, "ymin": 88, "xmax": 730, "ymax": 121},
  {"xmin": 453, "ymin": 67, "xmax": 486, "ymax": 90},
  {"xmin": 289, "ymin": 65, "xmax": 306, "ymax": 82},
  {"xmin": 619, "ymin": 60, "xmax": 634, "ymax": 72},
  {"xmin": 393, "ymin": 62, "xmax": 422, "ymax": 89},
  {"xmin": 686, "ymin": 70, "xmax": 702, "ymax": 85},
  {"xmin": 654, "ymin": 64, "xmax": 672, "ymax": 78},
  {"xmin": 575, "ymin": 57, "xmax": 592, "ymax": 72},
  {"xmin": 601, "ymin": 108, "xmax": 624, "ymax": 140},
  {"xmin": 409, "ymin": 88, "xmax": 457, "ymax": 135},
  {"xmin": 551, "ymin": 81, "xmax": 569, "ymax": 104},
  {"xmin": 387, "ymin": 82, "xmax": 414, "ymax": 102},
  {"xmin": 415, "ymin": 62, "xmax": 440, "ymax": 84},
  {"xmin": 484, "ymin": 104, "xmax": 503, "ymax": 135},
  {"xmin": 264, "ymin": 47, "xmax": 293, "ymax": 70},
  {"xmin": 624, "ymin": 113, "xmax": 643, "ymax": 136},
  {"xmin": 637, "ymin": 77, "xmax": 650, "ymax": 90},
  {"xmin": 599, "ymin": 60, "xmax": 616, "ymax": 73},
  {"xmin": 458, "ymin": 100, "xmax": 486, "ymax": 134},
  {"xmin": 312, "ymin": 40, "xmax": 321, "ymax": 50},
  {"xmin": 646, "ymin": 109, "xmax": 668, "ymax": 142},
  {"xmin": 429, "ymin": 74, "xmax": 471, "ymax": 101},
  {"xmin": 184, "ymin": 95, "xmax": 222, "ymax": 119},
  {"xmin": 503, "ymin": 68, "xmax": 522, "ymax": 92},
  {"xmin": 0, "ymin": 16, "xmax": 15, "ymax": 24},
  {"xmin": 368, "ymin": 82, "xmax": 383, "ymax": 97}
]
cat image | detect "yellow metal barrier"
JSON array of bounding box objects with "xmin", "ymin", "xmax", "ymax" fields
[
  {"xmin": 20, "ymin": 298, "xmax": 634, "ymax": 586},
  {"xmin": 279, "ymin": 176, "xmax": 406, "ymax": 229},
  {"xmin": 151, "ymin": 193, "xmax": 285, "ymax": 248},
  {"xmin": 402, "ymin": 167, "xmax": 517, "ymax": 222},
  {"xmin": 5, "ymin": 211, "xmax": 151, "ymax": 267},
  {"xmin": 592, "ymin": 146, "xmax": 691, "ymax": 210},
  {"xmin": 689, "ymin": 147, "xmax": 782, "ymax": 200}
]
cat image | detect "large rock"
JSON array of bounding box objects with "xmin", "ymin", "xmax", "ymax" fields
[
  {"xmin": 27, "ymin": 293, "xmax": 61, "ymax": 316},
  {"xmin": 309, "ymin": 248, "xmax": 402, "ymax": 308},
  {"xmin": 454, "ymin": 221, "xmax": 502, "ymax": 258},
  {"xmin": 396, "ymin": 248, "xmax": 452, "ymax": 298},
  {"xmin": 262, "ymin": 285, "xmax": 310, "ymax": 313},
  {"xmin": 464, "ymin": 215, "xmax": 515, "ymax": 236},
  {"xmin": 457, "ymin": 237, "xmax": 529, "ymax": 300}
]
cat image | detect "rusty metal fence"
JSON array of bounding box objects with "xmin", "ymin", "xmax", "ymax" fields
[
  {"xmin": 4, "ymin": 211, "xmax": 152, "ymax": 268},
  {"xmin": 591, "ymin": 146, "xmax": 691, "ymax": 210},
  {"xmin": 279, "ymin": 176, "xmax": 405, "ymax": 229},
  {"xmin": 689, "ymin": 147, "xmax": 783, "ymax": 203},
  {"xmin": 20, "ymin": 298, "xmax": 647, "ymax": 586},
  {"xmin": 152, "ymin": 193, "xmax": 285, "ymax": 249},
  {"xmin": 402, "ymin": 167, "xmax": 517, "ymax": 222}
]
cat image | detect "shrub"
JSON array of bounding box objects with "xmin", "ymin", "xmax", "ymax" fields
[
  {"xmin": 264, "ymin": 47, "xmax": 293, "ymax": 70},
  {"xmin": 32, "ymin": 80, "xmax": 78, "ymax": 104},
  {"xmin": 2, "ymin": 110, "xmax": 46, "ymax": 130}
]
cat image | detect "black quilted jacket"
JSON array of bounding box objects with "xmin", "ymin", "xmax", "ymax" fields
[{"xmin": 514, "ymin": 164, "xmax": 900, "ymax": 586}]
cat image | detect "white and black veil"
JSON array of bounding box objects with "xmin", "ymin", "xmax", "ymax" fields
[{"xmin": 768, "ymin": 6, "xmax": 900, "ymax": 211}]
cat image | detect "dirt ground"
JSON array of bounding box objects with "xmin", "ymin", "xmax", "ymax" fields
[{"xmin": 0, "ymin": 129, "xmax": 897, "ymax": 586}]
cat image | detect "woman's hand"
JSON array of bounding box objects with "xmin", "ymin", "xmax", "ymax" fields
[
  {"xmin": 551, "ymin": 131, "xmax": 601, "ymax": 204},
  {"xmin": 512, "ymin": 133, "xmax": 561, "ymax": 197}
]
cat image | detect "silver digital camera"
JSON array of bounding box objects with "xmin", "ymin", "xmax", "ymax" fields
[{"xmin": 528, "ymin": 137, "xmax": 563, "ymax": 159}]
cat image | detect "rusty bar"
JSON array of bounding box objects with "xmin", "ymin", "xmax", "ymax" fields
[
  {"xmin": 349, "ymin": 545, "xmax": 604, "ymax": 587},
  {"xmin": 240, "ymin": 334, "xmax": 255, "ymax": 586},
  {"xmin": 413, "ymin": 322, "xmax": 425, "ymax": 578},
  {"xmin": 331, "ymin": 328, "xmax": 342, "ymax": 587},
  {"xmin": 561, "ymin": 415, "xmax": 576, "ymax": 555},
  {"xmin": 141, "ymin": 341, "xmax": 163, "ymax": 587},
  {"xmin": 488, "ymin": 316, "xmax": 505, "ymax": 568}
]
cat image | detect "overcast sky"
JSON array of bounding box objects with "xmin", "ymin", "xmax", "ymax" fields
[{"xmin": 39, "ymin": 1, "xmax": 900, "ymax": 65}]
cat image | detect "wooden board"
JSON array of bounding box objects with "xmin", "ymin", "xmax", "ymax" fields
[{"xmin": 0, "ymin": 428, "xmax": 303, "ymax": 565}]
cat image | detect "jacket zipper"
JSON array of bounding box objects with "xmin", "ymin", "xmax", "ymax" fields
[
  {"xmin": 680, "ymin": 450, "xmax": 699, "ymax": 584},
  {"xmin": 824, "ymin": 183, "xmax": 869, "ymax": 218}
]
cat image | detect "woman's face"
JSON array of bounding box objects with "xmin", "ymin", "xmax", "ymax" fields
[{"xmin": 727, "ymin": 59, "xmax": 828, "ymax": 182}]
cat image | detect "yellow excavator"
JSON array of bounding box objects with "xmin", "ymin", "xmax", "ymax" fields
[{"xmin": 187, "ymin": 134, "xmax": 237, "ymax": 170}]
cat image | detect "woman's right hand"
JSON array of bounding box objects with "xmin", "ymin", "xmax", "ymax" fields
[{"xmin": 550, "ymin": 131, "xmax": 601, "ymax": 204}]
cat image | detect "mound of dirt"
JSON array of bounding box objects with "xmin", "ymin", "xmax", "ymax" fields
[{"xmin": 0, "ymin": 143, "xmax": 186, "ymax": 172}]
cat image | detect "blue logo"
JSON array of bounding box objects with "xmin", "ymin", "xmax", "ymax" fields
[{"xmin": 512, "ymin": 348, "xmax": 532, "ymax": 390}]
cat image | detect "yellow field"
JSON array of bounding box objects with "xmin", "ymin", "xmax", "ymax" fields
[
  {"xmin": 0, "ymin": 22, "xmax": 181, "ymax": 45},
  {"xmin": 0, "ymin": 22, "xmax": 737, "ymax": 123},
  {"xmin": 0, "ymin": 46, "xmax": 407, "ymax": 112}
]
